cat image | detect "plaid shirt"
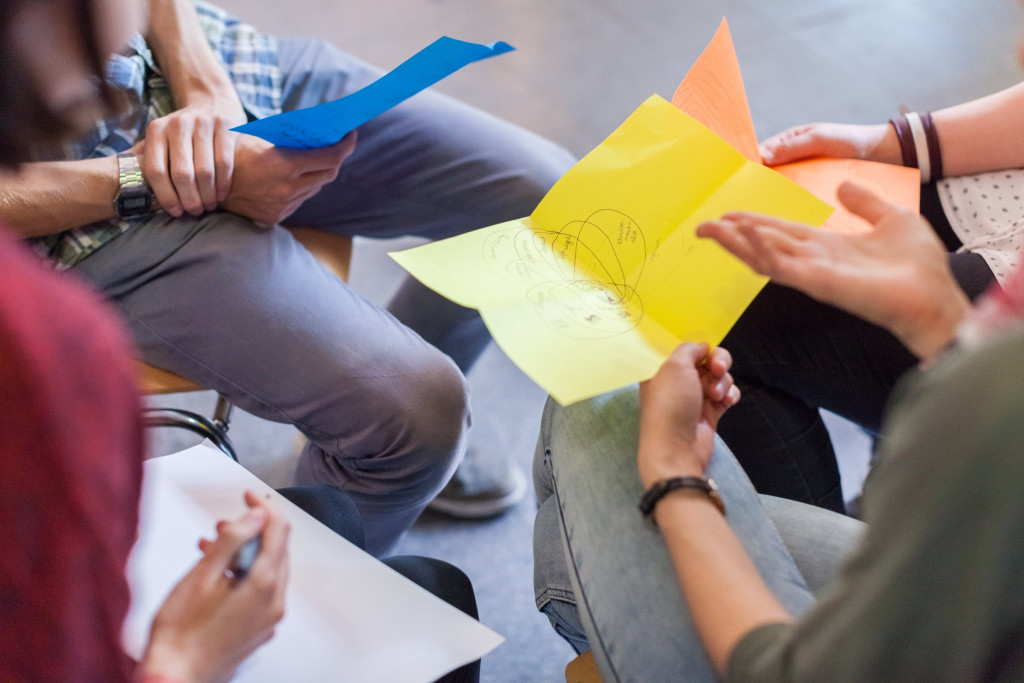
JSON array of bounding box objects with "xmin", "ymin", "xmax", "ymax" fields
[{"xmin": 31, "ymin": 1, "xmax": 281, "ymax": 268}]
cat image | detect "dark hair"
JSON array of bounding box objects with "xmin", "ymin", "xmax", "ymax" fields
[{"xmin": 0, "ymin": 0, "xmax": 118, "ymax": 167}]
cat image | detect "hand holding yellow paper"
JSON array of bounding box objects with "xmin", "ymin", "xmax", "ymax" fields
[{"xmin": 391, "ymin": 96, "xmax": 832, "ymax": 404}]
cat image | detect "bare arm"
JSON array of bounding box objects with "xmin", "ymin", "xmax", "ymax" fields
[
  {"xmin": 932, "ymin": 81, "xmax": 1024, "ymax": 176},
  {"xmin": 0, "ymin": 0, "xmax": 239, "ymax": 237},
  {"xmin": 637, "ymin": 344, "xmax": 791, "ymax": 674},
  {"xmin": 145, "ymin": 0, "xmax": 238, "ymax": 112},
  {"xmin": 656, "ymin": 496, "xmax": 793, "ymax": 672},
  {"xmin": 761, "ymin": 81, "xmax": 1024, "ymax": 175},
  {"xmin": 0, "ymin": 158, "xmax": 119, "ymax": 238}
]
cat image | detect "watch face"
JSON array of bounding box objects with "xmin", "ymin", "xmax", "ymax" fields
[{"xmin": 116, "ymin": 191, "xmax": 153, "ymax": 218}]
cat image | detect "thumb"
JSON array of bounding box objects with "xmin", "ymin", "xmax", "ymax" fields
[{"xmin": 837, "ymin": 181, "xmax": 899, "ymax": 226}]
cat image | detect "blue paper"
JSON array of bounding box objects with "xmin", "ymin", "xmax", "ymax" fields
[{"xmin": 233, "ymin": 37, "xmax": 514, "ymax": 149}]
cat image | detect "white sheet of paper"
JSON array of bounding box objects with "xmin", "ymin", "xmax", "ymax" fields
[{"xmin": 122, "ymin": 444, "xmax": 504, "ymax": 682}]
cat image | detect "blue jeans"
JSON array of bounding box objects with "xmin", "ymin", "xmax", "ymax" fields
[
  {"xmin": 73, "ymin": 38, "xmax": 575, "ymax": 555},
  {"xmin": 532, "ymin": 389, "xmax": 864, "ymax": 681}
]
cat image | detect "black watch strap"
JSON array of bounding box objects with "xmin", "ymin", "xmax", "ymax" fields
[{"xmin": 639, "ymin": 476, "xmax": 725, "ymax": 521}]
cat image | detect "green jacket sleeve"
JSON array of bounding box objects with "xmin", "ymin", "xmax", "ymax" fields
[{"xmin": 726, "ymin": 327, "xmax": 1024, "ymax": 682}]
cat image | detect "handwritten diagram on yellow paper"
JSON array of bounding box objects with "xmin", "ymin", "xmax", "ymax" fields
[{"xmin": 391, "ymin": 96, "xmax": 832, "ymax": 404}]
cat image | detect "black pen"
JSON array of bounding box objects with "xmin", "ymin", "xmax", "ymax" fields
[{"xmin": 226, "ymin": 536, "xmax": 261, "ymax": 580}]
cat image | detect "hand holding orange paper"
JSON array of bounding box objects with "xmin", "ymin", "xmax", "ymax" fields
[{"xmin": 673, "ymin": 19, "xmax": 920, "ymax": 234}]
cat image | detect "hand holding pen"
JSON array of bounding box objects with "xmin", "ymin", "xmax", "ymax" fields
[{"xmin": 138, "ymin": 491, "xmax": 291, "ymax": 683}]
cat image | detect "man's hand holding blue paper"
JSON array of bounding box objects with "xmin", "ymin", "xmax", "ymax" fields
[{"xmin": 219, "ymin": 131, "xmax": 358, "ymax": 227}]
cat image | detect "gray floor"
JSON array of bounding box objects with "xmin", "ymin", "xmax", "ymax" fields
[{"xmin": 148, "ymin": 1, "xmax": 1022, "ymax": 680}]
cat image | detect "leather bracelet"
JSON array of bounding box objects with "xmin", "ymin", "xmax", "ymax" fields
[
  {"xmin": 639, "ymin": 476, "xmax": 726, "ymax": 522},
  {"xmin": 921, "ymin": 111, "xmax": 943, "ymax": 182},
  {"xmin": 889, "ymin": 115, "xmax": 918, "ymax": 170}
]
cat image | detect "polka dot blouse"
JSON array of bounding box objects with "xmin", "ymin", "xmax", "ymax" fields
[{"xmin": 938, "ymin": 170, "xmax": 1024, "ymax": 285}]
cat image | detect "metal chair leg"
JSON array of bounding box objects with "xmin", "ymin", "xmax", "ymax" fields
[
  {"xmin": 212, "ymin": 394, "xmax": 234, "ymax": 433},
  {"xmin": 143, "ymin": 404, "xmax": 239, "ymax": 461}
]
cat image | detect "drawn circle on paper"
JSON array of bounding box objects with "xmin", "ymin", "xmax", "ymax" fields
[
  {"xmin": 482, "ymin": 227, "xmax": 562, "ymax": 283},
  {"xmin": 527, "ymin": 279, "xmax": 644, "ymax": 340}
]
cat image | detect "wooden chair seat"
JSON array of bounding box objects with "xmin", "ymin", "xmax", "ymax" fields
[{"xmin": 566, "ymin": 651, "xmax": 602, "ymax": 682}]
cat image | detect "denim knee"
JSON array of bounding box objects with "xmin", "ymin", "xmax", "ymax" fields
[
  {"xmin": 538, "ymin": 594, "xmax": 589, "ymax": 655},
  {"xmin": 534, "ymin": 494, "xmax": 589, "ymax": 653}
]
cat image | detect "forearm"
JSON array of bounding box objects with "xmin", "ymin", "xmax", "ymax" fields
[
  {"xmin": 146, "ymin": 0, "xmax": 236, "ymax": 108},
  {"xmin": 931, "ymin": 81, "xmax": 1024, "ymax": 176},
  {"xmin": 655, "ymin": 493, "xmax": 793, "ymax": 675},
  {"xmin": 0, "ymin": 158, "xmax": 120, "ymax": 237}
]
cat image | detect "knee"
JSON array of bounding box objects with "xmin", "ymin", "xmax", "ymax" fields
[
  {"xmin": 400, "ymin": 352, "xmax": 470, "ymax": 453},
  {"xmin": 364, "ymin": 348, "xmax": 471, "ymax": 463}
]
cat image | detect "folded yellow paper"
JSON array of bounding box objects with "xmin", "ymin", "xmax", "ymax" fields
[{"xmin": 391, "ymin": 95, "xmax": 832, "ymax": 404}]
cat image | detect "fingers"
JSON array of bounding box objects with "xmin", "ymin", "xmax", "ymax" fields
[
  {"xmin": 195, "ymin": 505, "xmax": 269, "ymax": 577},
  {"xmin": 214, "ymin": 122, "xmax": 238, "ymax": 202},
  {"xmin": 759, "ymin": 124, "xmax": 819, "ymax": 166},
  {"xmin": 143, "ymin": 119, "xmax": 183, "ymax": 218},
  {"xmin": 697, "ymin": 218, "xmax": 778, "ymax": 276},
  {"xmin": 335, "ymin": 129, "xmax": 358, "ymax": 164},
  {"xmin": 837, "ymin": 181, "xmax": 899, "ymax": 225},
  {"xmin": 248, "ymin": 497, "xmax": 289, "ymax": 575},
  {"xmin": 243, "ymin": 496, "xmax": 289, "ymax": 623},
  {"xmin": 190, "ymin": 116, "xmax": 218, "ymax": 213},
  {"xmin": 666, "ymin": 341, "xmax": 710, "ymax": 369},
  {"xmin": 280, "ymin": 130, "xmax": 358, "ymax": 175},
  {"xmin": 705, "ymin": 346, "xmax": 732, "ymax": 378},
  {"xmin": 700, "ymin": 347, "xmax": 739, "ymax": 405},
  {"xmin": 698, "ymin": 213, "xmax": 820, "ymax": 283},
  {"xmin": 144, "ymin": 113, "xmax": 243, "ymax": 217}
]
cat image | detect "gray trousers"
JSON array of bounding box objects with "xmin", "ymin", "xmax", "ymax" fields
[{"xmin": 73, "ymin": 38, "xmax": 575, "ymax": 555}]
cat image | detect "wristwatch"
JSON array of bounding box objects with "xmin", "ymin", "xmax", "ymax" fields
[{"xmin": 114, "ymin": 152, "xmax": 154, "ymax": 219}]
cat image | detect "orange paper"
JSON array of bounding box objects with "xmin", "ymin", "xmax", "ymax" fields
[
  {"xmin": 672, "ymin": 20, "xmax": 761, "ymax": 163},
  {"xmin": 672, "ymin": 19, "xmax": 920, "ymax": 232},
  {"xmin": 775, "ymin": 158, "xmax": 920, "ymax": 234}
]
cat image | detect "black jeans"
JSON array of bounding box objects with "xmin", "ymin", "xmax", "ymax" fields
[
  {"xmin": 278, "ymin": 485, "xmax": 480, "ymax": 683},
  {"xmin": 717, "ymin": 182, "xmax": 996, "ymax": 513}
]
